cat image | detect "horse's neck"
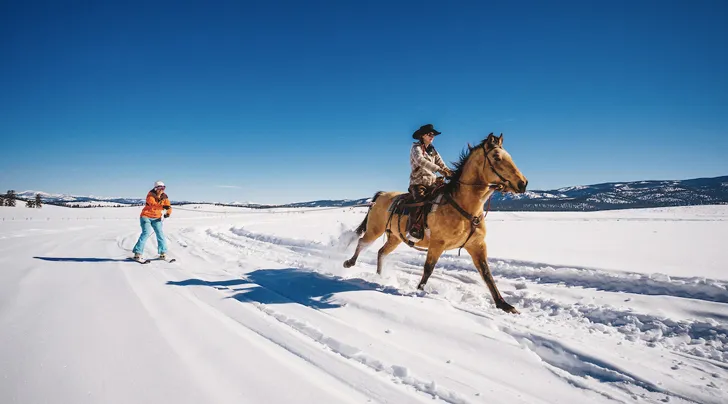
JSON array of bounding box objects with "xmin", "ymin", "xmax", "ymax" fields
[
  {"xmin": 452, "ymin": 154, "xmax": 494, "ymax": 215},
  {"xmin": 452, "ymin": 186, "xmax": 494, "ymax": 216}
]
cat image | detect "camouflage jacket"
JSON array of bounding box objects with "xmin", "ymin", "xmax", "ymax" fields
[{"xmin": 410, "ymin": 142, "xmax": 449, "ymax": 187}]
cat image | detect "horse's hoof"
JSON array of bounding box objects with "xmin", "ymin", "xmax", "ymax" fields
[
  {"xmin": 497, "ymin": 301, "xmax": 520, "ymax": 314},
  {"xmin": 343, "ymin": 260, "xmax": 353, "ymax": 268}
]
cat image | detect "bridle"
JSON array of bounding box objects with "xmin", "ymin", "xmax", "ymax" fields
[
  {"xmin": 456, "ymin": 142, "xmax": 512, "ymax": 192},
  {"xmin": 444, "ymin": 142, "xmax": 512, "ymax": 255}
]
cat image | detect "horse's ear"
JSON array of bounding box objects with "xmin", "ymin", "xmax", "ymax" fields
[
  {"xmin": 498, "ymin": 133, "xmax": 504, "ymax": 146},
  {"xmin": 467, "ymin": 142, "xmax": 473, "ymax": 151},
  {"xmin": 486, "ymin": 132, "xmax": 497, "ymax": 147}
]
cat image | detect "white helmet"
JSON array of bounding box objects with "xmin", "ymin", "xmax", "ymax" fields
[{"xmin": 154, "ymin": 180, "xmax": 165, "ymax": 188}]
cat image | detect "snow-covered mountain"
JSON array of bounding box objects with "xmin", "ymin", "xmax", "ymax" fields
[
  {"xmin": 222, "ymin": 198, "xmax": 373, "ymax": 209},
  {"xmin": 5, "ymin": 175, "xmax": 727, "ymax": 211},
  {"xmin": 489, "ymin": 175, "xmax": 728, "ymax": 211},
  {"xmin": 10, "ymin": 191, "xmax": 196, "ymax": 208},
  {"xmin": 245, "ymin": 175, "xmax": 728, "ymax": 211}
]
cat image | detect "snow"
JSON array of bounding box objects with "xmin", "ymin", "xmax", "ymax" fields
[
  {"xmin": 556, "ymin": 185, "xmax": 590, "ymax": 192},
  {"xmin": 1, "ymin": 204, "xmax": 727, "ymax": 404},
  {"xmin": 62, "ymin": 201, "xmax": 134, "ymax": 207}
]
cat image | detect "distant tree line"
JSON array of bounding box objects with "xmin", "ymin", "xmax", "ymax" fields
[
  {"xmin": 64, "ymin": 203, "xmax": 130, "ymax": 208},
  {"xmin": 1, "ymin": 190, "xmax": 43, "ymax": 208}
]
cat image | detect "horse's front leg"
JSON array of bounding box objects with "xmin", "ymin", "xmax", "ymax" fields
[
  {"xmin": 465, "ymin": 242, "xmax": 519, "ymax": 314},
  {"xmin": 417, "ymin": 244, "xmax": 445, "ymax": 290}
]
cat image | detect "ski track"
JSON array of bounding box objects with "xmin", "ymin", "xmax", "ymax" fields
[
  {"xmin": 241, "ymin": 293, "xmax": 472, "ymax": 404},
  {"xmin": 205, "ymin": 226, "xmax": 728, "ymax": 364},
  {"xmin": 175, "ymin": 223, "xmax": 728, "ymax": 403},
  {"xmin": 228, "ymin": 225, "xmax": 728, "ymax": 304}
]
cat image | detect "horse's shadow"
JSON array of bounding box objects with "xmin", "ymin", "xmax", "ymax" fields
[{"xmin": 167, "ymin": 268, "xmax": 409, "ymax": 309}]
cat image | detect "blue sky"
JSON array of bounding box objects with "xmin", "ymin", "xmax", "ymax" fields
[{"xmin": 1, "ymin": 0, "xmax": 726, "ymax": 204}]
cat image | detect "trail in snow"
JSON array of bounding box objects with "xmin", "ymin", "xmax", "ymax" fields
[
  {"xmin": 1, "ymin": 205, "xmax": 727, "ymax": 404},
  {"xmin": 205, "ymin": 223, "xmax": 728, "ymax": 364},
  {"xmin": 186, "ymin": 214, "xmax": 727, "ymax": 403}
]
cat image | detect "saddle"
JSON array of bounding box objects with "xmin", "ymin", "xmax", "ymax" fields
[{"xmin": 388, "ymin": 181, "xmax": 446, "ymax": 243}]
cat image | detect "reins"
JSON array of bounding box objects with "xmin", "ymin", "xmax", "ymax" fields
[
  {"xmin": 442, "ymin": 190, "xmax": 495, "ymax": 256},
  {"xmin": 396, "ymin": 142, "xmax": 506, "ymax": 255}
]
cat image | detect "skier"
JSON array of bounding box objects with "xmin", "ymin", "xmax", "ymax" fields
[
  {"xmin": 132, "ymin": 181, "xmax": 172, "ymax": 261},
  {"xmin": 407, "ymin": 124, "xmax": 453, "ymax": 242}
]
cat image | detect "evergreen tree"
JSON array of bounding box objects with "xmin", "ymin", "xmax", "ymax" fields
[
  {"xmin": 5, "ymin": 190, "xmax": 16, "ymax": 207},
  {"xmin": 35, "ymin": 193, "xmax": 43, "ymax": 208},
  {"xmin": 26, "ymin": 199, "xmax": 35, "ymax": 208}
]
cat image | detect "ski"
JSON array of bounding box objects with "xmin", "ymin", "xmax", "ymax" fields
[{"xmin": 129, "ymin": 257, "xmax": 176, "ymax": 264}]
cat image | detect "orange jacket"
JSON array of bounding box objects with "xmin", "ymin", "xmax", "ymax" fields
[{"xmin": 140, "ymin": 190, "xmax": 172, "ymax": 219}]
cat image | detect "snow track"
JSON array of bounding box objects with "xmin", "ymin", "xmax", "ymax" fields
[
  {"xmin": 179, "ymin": 218, "xmax": 727, "ymax": 403},
  {"xmin": 1, "ymin": 205, "xmax": 727, "ymax": 404}
]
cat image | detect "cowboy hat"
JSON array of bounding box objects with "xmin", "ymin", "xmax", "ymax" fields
[{"xmin": 412, "ymin": 123, "xmax": 442, "ymax": 139}]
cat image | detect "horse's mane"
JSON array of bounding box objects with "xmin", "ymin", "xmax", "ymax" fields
[{"xmin": 442, "ymin": 137, "xmax": 489, "ymax": 196}]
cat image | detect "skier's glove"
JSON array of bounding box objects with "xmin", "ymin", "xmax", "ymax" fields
[{"xmin": 164, "ymin": 213, "xmax": 170, "ymax": 218}]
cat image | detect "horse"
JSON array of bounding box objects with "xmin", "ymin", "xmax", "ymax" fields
[{"xmin": 343, "ymin": 133, "xmax": 528, "ymax": 314}]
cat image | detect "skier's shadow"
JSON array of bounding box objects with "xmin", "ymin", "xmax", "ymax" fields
[
  {"xmin": 33, "ymin": 256, "xmax": 130, "ymax": 263},
  {"xmin": 168, "ymin": 268, "xmax": 406, "ymax": 309}
]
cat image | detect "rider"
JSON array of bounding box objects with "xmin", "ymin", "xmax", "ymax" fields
[
  {"xmin": 408, "ymin": 124, "xmax": 453, "ymax": 241},
  {"xmin": 132, "ymin": 180, "xmax": 172, "ymax": 261}
]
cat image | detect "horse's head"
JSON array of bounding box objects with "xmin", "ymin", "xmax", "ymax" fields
[{"xmin": 480, "ymin": 133, "xmax": 528, "ymax": 194}]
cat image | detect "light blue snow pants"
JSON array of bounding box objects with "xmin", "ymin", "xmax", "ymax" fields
[{"xmin": 132, "ymin": 217, "xmax": 167, "ymax": 255}]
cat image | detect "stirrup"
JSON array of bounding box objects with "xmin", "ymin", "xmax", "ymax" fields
[{"xmin": 406, "ymin": 230, "xmax": 423, "ymax": 243}]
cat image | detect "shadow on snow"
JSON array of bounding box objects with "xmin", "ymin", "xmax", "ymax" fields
[{"xmin": 167, "ymin": 268, "xmax": 410, "ymax": 309}]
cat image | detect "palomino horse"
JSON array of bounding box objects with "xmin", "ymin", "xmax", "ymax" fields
[{"xmin": 343, "ymin": 133, "xmax": 528, "ymax": 314}]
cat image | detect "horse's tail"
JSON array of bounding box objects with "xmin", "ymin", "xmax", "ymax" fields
[{"xmin": 355, "ymin": 191, "xmax": 384, "ymax": 236}]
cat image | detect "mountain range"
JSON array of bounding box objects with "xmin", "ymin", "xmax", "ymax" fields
[{"xmin": 6, "ymin": 175, "xmax": 727, "ymax": 211}]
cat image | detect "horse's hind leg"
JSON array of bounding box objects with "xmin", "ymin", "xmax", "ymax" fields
[
  {"xmin": 417, "ymin": 245, "xmax": 445, "ymax": 290},
  {"xmin": 376, "ymin": 232, "xmax": 401, "ymax": 275},
  {"xmin": 343, "ymin": 230, "xmax": 382, "ymax": 268}
]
